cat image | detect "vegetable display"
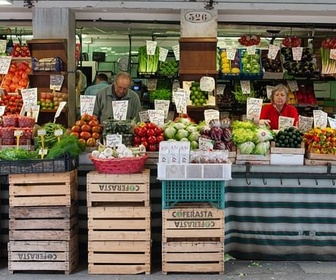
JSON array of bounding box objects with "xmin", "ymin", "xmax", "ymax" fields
[
  {"xmin": 281, "ymin": 35, "xmax": 301, "ymax": 48},
  {"xmin": 240, "ymin": 49, "xmax": 261, "ymax": 76},
  {"xmin": 303, "ymin": 127, "xmax": 336, "ymax": 154},
  {"xmin": 274, "ymin": 127, "xmax": 303, "ymax": 148},
  {"xmin": 149, "ymin": 88, "xmax": 172, "ymax": 103},
  {"xmin": 138, "ymin": 45, "xmax": 160, "ymax": 75},
  {"xmin": 133, "ymin": 122, "xmax": 164, "ymax": 151},
  {"xmin": 34, "ymin": 122, "xmax": 67, "ymax": 150},
  {"xmin": 189, "ymin": 82, "xmax": 208, "ymax": 106},
  {"xmin": 158, "ymin": 60, "xmax": 179, "ymax": 77},
  {"xmin": 320, "ymin": 38, "xmax": 336, "ymax": 75},
  {"xmin": 238, "ymin": 34, "xmax": 260, "ymax": 46},
  {"xmin": 220, "ymin": 49, "xmax": 240, "ymax": 76}
]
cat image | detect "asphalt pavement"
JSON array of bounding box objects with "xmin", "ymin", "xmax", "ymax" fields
[{"xmin": 1, "ymin": 258, "xmax": 336, "ymax": 280}]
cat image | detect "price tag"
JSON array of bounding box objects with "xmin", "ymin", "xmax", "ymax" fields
[
  {"xmin": 38, "ymin": 148, "xmax": 48, "ymax": 155},
  {"xmin": 148, "ymin": 109, "xmax": 165, "ymax": 126},
  {"xmin": 0, "ymin": 40, "xmax": 6, "ymax": 53},
  {"xmin": 38, "ymin": 129, "xmax": 46, "ymax": 136},
  {"xmin": 299, "ymin": 115, "xmax": 313, "ymax": 132},
  {"xmin": 198, "ymin": 137, "xmax": 214, "ymax": 151},
  {"xmin": 14, "ymin": 130, "xmax": 23, "ymax": 137},
  {"xmin": 246, "ymin": 45, "xmax": 256, "ymax": 55},
  {"xmin": 330, "ymin": 49, "xmax": 336, "ymax": 60},
  {"xmin": 25, "ymin": 105, "xmax": 40, "ymax": 122},
  {"xmin": 287, "ymin": 80, "xmax": 298, "ymax": 92},
  {"xmin": 54, "ymin": 129, "xmax": 63, "ymax": 137},
  {"xmin": 173, "ymin": 90, "xmax": 187, "ymax": 114},
  {"xmin": 54, "ymin": 101, "xmax": 67, "ymax": 121},
  {"xmin": 328, "ymin": 117, "xmax": 336, "ymax": 129},
  {"xmin": 266, "ymin": 85, "xmax": 275, "ymax": 99},
  {"xmin": 200, "ymin": 76, "xmax": 215, "ymax": 92},
  {"xmin": 147, "ymin": 79, "xmax": 158, "ymax": 91},
  {"xmin": 278, "ymin": 116, "xmax": 295, "ymax": 129},
  {"xmin": 159, "ymin": 47, "xmax": 169, "ymax": 62},
  {"xmin": 146, "ymin": 40, "xmax": 157, "ymax": 56},
  {"xmin": 292, "ymin": 47, "xmax": 303, "ymax": 61},
  {"xmin": 21, "ymin": 88, "xmax": 38, "ymax": 107},
  {"xmin": 80, "ymin": 95, "xmax": 96, "ymax": 116},
  {"xmin": 112, "ymin": 100, "xmax": 128, "ymax": 120},
  {"xmin": 50, "ymin": 74, "xmax": 64, "ymax": 91},
  {"xmin": 313, "ymin": 110, "xmax": 328, "ymax": 128},
  {"xmin": 154, "ymin": 100, "xmax": 170, "ymax": 119},
  {"xmin": 240, "ymin": 80, "xmax": 251, "ymax": 94},
  {"xmin": 267, "ymin": 44, "xmax": 280, "ymax": 60},
  {"xmin": 226, "ymin": 48, "xmax": 236, "ymax": 60},
  {"xmin": 246, "ymin": 97, "xmax": 263, "ymax": 122},
  {"xmin": 217, "ymin": 84, "xmax": 226, "ymax": 95},
  {"xmin": 139, "ymin": 110, "xmax": 150, "ymax": 123},
  {"xmin": 106, "ymin": 134, "xmax": 122, "ymax": 148},
  {"xmin": 204, "ymin": 109, "xmax": 220, "ymax": 125},
  {"xmin": 172, "ymin": 44, "xmax": 180, "ymax": 61},
  {"xmin": 0, "ymin": 56, "xmax": 11, "ymax": 74},
  {"xmin": 0, "ymin": 106, "xmax": 5, "ymax": 116}
]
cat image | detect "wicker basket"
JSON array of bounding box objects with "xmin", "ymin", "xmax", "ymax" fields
[{"xmin": 89, "ymin": 154, "xmax": 149, "ymax": 174}]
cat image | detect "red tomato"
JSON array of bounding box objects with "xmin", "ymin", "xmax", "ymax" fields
[
  {"xmin": 92, "ymin": 125, "xmax": 102, "ymax": 134},
  {"xmin": 146, "ymin": 128, "xmax": 155, "ymax": 137},
  {"xmin": 70, "ymin": 132, "xmax": 79, "ymax": 138},
  {"xmin": 80, "ymin": 131, "xmax": 91, "ymax": 140},
  {"xmin": 157, "ymin": 135, "xmax": 164, "ymax": 142},
  {"xmin": 141, "ymin": 136, "xmax": 148, "ymax": 143},
  {"xmin": 133, "ymin": 127, "xmax": 140, "ymax": 135},
  {"xmin": 149, "ymin": 144, "xmax": 157, "ymax": 151},
  {"xmin": 146, "ymin": 122, "xmax": 156, "ymax": 129},
  {"xmin": 92, "ymin": 132, "xmax": 101, "ymax": 140},
  {"xmin": 71, "ymin": 125, "xmax": 80, "ymax": 133},
  {"xmin": 138, "ymin": 127, "xmax": 147, "ymax": 137},
  {"xmin": 88, "ymin": 120, "xmax": 99, "ymax": 127},
  {"xmin": 86, "ymin": 137, "xmax": 96, "ymax": 147},
  {"xmin": 134, "ymin": 136, "xmax": 142, "ymax": 144},
  {"xmin": 148, "ymin": 135, "xmax": 157, "ymax": 145},
  {"xmin": 154, "ymin": 126, "xmax": 163, "ymax": 135},
  {"xmin": 141, "ymin": 141, "xmax": 148, "ymax": 148},
  {"xmin": 81, "ymin": 124, "xmax": 92, "ymax": 132}
]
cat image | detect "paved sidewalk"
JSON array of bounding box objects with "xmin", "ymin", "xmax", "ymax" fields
[{"xmin": 1, "ymin": 259, "xmax": 336, "ymax": 280}]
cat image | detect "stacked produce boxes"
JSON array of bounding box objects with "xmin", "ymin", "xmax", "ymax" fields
[
  {"xmin": 86, "ymin": 170, "xmax": 151, "ymax": 275},
  {"xmin": 7, "ymin": 170, "xmax": 79, "ymax": 274}
]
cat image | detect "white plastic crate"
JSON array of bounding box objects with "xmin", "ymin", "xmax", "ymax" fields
[{"xmin": 157, "ymin": 163, "xmax": 232, "ymax": 181}]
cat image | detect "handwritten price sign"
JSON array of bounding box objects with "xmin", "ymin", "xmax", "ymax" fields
[
  {"xmin": 172, "ymin": 44, "xmax": 180, "ymax": 61},
  {"xmin": 146, "ymin": 40, "xmax": 158, "ymax": 56},
  {"xmin": 154, "ymin": 99, "xmax": 170, "ymax": 119},
  {"xmin": 139, "ymin": 110, "xmax": 150, "ymax": 123},
  {"xmin": 159, "ymin": 47, "xmax": 169, "ymax": 62},
  {"xmin": 279, "ymin": 116, "xmax": 295, "ymax": 130},
  {"xmin": 204, "ymin": 109, "xmax": 219, "ymax": 125},
  {"xmin": 246, "ymin": 97, "xmax": 263, "ymax": 121},
  {"xmin": 54, "ymin": 101, "xmax": 67, "ymax": 122},
  {"xmin": 226, "ymin": 48, "xmax": 236, "ymax": 60},
  {"xmin": 50, "ymin": 74, "xmax": 64, "ymax": 91},
  {"xmin": 292, "ymin": 47, "xmax": 303, "ymax": 61},
  {"xmin": 173, "ymin": 90, "xmax": 187, "ymax": 114},
  {"xmin": 268, "ymin": 44, "xmax": 280, "ymax": 60},
  {"xmin": 80, "ymin": 95, "xmax": 96, "ymax": 116},
  {"xmin": 328, "ymin": 117, "xmax": 336, "ymax": 129},
  {"xmin": 313, "ymin": 110, "xmax": 328, "ymax": 128},
  {"xmin": 0, "ymin": 56, "xmax": 11, "ymax": 74},
  {"xmin": 21, "ymin": 88, "xmax": 38, "ymax": 107},
  {"xmin": 106, "ymin": 134, "xmax": 122, "ymax": 148},
  {"xmin": 0, "ymin": 40, "xmax": 6, "ymax": 53},
  {"xmin": 200, "ymin": 76, "xmax": 215, "ymax": 92},
  {"xmin": 112, "ymin": 100, "xmax": 128, "ymax": 120},
  {"xmin": 247, "ymin": 45, "xmax": 256, "ymax": 55},
  {"xmin": 299, "ymin": 115, "xmax": 313, "ymax": 132},
  {"xmin": 240, "ymin": 80, "xmax": 251, "ymax": 94},
  {"xmin": 148, "ymin": 109, "xmax": 165, "ymax": 126}
]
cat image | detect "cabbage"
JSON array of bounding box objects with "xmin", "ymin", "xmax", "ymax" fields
[
  {"xmin": 174, "ymin": 122, "xmax": 186, "ymax": 130},
  {"xmin": 186, "ymin": 125, "xmax": 198, "ymax": 133},
  {"xmin": 238, "ymin": 141, "xmax": 255, "ymax": 154},
  {"xmin": 190, "ymin": 140, "xmax": 198, "ymax": 150},
  {"xmin": 253, "ymin": 141, "xmax": 270, "ymax": 155},
  {"xmin": 232, "ymin": 128, "xmax": 255, "ymax": 144},
  {"xmin": 164, "ymin": 125, "xmax": 177, "ymax": 139},
  {"xmin": 178, "ymin": 117, "xmax": 192, "ymax": 126},
  {"xmin": 180, "ymin": 138, "xmax": 189, "ymax": 142},
  {"xmin": 188, "ymin": 131, "xmax": 200, "ymax": 142},
  {"xmin": 254, "ymin": 128, "xmax": 274, "ymax": 144},
  {"xmin": 176, "ymin": 129, "xmax": 189, "ymax": 140}
]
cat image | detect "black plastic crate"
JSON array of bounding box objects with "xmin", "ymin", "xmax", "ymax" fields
[{"xmin": 0, "ymin": 154, "xmax": 78, "ymax": 175}]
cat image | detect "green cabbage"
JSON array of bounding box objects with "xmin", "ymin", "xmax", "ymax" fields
[
  {"xmin": 254, "ymin": 128, "xmax": 274, "ymax": 144},
  {"xmin": 164, "ymin": 125, "xmax": 177, "ymax": 139},
  {"xmin": 188, "ymin": 131, "xmax": 200, "ymax": 142},
  {"xmin": 176, "ymin": 129, "xmax": 189, "ymax": 140},
  {"xmin": 232, "ymin": 128, "xmax": 255, "ymax": 144},
  {"xmin": 190, "ymin": 140, "xmax": 198, "ymax": 150},
  {"xmin": 253, "ymin": 141, "xmax": 270, "ymax": 155},
  {"xmin": 174, "ymin": 122, "xmax": 187, "ymax": 130},
  {"xmin": 238, "ymin": 141, "xmax": 255, "ymax": 154}
]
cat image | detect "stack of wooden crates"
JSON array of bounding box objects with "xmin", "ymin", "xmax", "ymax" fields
[
  {"xmin": 86, "ymin": 169, "xmax": 151, "ymax": 275},
  {"xmin": 7, "ymin": 170, "xmax": 79, "ymax": 274},
  {"xmin": 161, "ymin": 180, "xmax": 225, "ymax": 274}
]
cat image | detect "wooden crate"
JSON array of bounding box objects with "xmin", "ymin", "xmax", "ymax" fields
[
  {"xmin": 162, "ymin": 241, "xmax": 224, "ymax": 274},
  {"xmin": 306, "ymin": 151, "xmax": 336, "ymax": 161},
  {"xmin": 87, "ymin": 169, "xmax": 150, "ymax": 207},
  {"xmin": 8, "ymin": 235, "xmax": 78, "ymax": 274},
  {"xmin": 9, "ymin": 170, "xmax": 78, "ymax": 207},
  {"xmin": 236, "ymin": 148, "xmax": 270, "ymax": 163},
  {"xmin": 162, "ymin": 204, "xmax": 225, "ymax": 242},
  {"xmin": 9, "ymin": 203, "xmax": 78, "ymax": 241},
  {"xmin": 305, "ymin": 158, "xmax": 336, "ymax": 165},
  {"xmin": 88, "ymin": 206, "xmax": 150, "ymax": 241},
  {"xmin": 88, "ymin": 241, "xmax": 150, "ymax": 275},
  {"xmin": 271, "ymin": 141, "xmax": 305, "ymax": 154}
]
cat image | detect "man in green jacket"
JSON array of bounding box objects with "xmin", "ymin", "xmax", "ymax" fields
[{"xmin": 93, "ymin": 72, "xmax": 142, "ymax": 123}]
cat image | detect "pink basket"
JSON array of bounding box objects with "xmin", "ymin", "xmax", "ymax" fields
[{"xmin": 89, "ymin": 154, "xmax": 149, "ymax": 174}]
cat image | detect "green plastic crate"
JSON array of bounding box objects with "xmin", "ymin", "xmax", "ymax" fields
[{"xmin": 162, "ymin": 180, "xmax": 225, "ymax": 209}]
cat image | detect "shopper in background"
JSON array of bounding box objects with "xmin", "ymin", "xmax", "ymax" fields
[
  {"xmin": 259, "ymin": 84, "xmax": 299, "ymax": 130},
  {"xmin": 84, "ymin": 73, "xmax": 109, "ymax": 96},
  {"xmin": 93, "ymin": 72, "xmax": 142, "ymax": 123}
]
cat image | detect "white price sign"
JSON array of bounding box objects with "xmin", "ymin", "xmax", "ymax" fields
[
  {"xmin": 226, "ymin": 48, "xmax": 236, "ymax": 60},
  {"xmin": 112, "ymin": 100, "xmax": 128, "ymax": 120},
  {"xmin": 50, "ymin": 74, "xmax": 64, "ymax": 91},
  {"xmin": 0, "ymin": 106, "xmax": 5, "ymax": 116},
  {"xmin": 0, "ymin": 56, "xmax": 11, "ymax": 74},
  {"xmin": 330, "ymin": 49, "xmax": 336, "ymax": 60},
  {"xmin": 38, "ymin": 129, "xmax": 46, "ymax": 136},
  {"xmin": 14, "ymin": 130, "xmax": 23, "ymax": 137},
  {"xmin": 200, "ymin": 76, "xmax": 215, "ymax": 92},
  {"xmin": 299, "ymin": 115, "xmax": 313, "ymax": 132},
  {"xmin": 106, "ymin": 134, "xmax": 122, "ymax": 148},
  {"xmin": 217, "ymin": 84, "xmax": 226, "ymax": 95},
  {"xmin": 24, "ymin": 105, "xmax": 40, "ymax": 122},
  {"xmin": 266, "ymin": 85, "xmax": 275, "ymax": 99},
  {"xmin": 267, "ymin": 44, "xmax": 280, "ymax": 60},
  {"xmin": 246, "ymin": 45, "xmax": 256, "ymax": 55},
  {"xmin": 148, "ymin": 109, "xmax": 165, "ymax": 126},
  {"xmin": 173, "ymin": 90, "xmax": 188, "ymax": 114},
  {"xmin": 240, "ymin": 80, "xmax": 251, "ymax": 94},
  {"xmin": 80, "ymin": 95, "xmax": 96, "ymax": 116},
  {"xmin": 154, "ymin": 99, "xmax": 170, "ymax": 119},
  {"xmin": 328, "ymin": 117, "xmax": 336, "ymax": 129},
  {"xmin": 204, "ymin": 109, "xmax": 219, "ymax": 125},
  {"xmin": 313, "ymin": 110, "xmax": 328, "ymax": 129},
  {"xmin": 292, "ymin": 47, "xmax": 303, "ymax": 61},
  {"xmin": 146, "ymin": 40, "xmax": 157, "ymax": 56},
  {"xmin": 139, "ymin": 110, "xmax": 150, "ymax": 123},
  {"xmin": 21, "ymin": 88, "xmax": 38, "ymax": 107},
  {"xmin": 54, "ymin": 101, "xmax": 67, "ymax": 121},
  {"xmin": 172, "ymin": 44, "xmax": 180, "ymax": 61},
  {"xmin": 278, "ymin": 116, "xmax": 295, "ymax": 130},
  {"xmin": 246, "ymin": 98, "xmax": 263, "ymax": 122},
  {"xmin": 287, "ymin": 80, "xmax": 298, "ymax": 92},
  {"xmin": 0, "ymin": 40, "xmax": 6, "ymax": 53},
  {"xmin": 159, "ymin": 47, "xmax": 169, "ymax": 62},
  {"xmin": 198, "ymin": 137, "xmax": 214, "ymax": 151}
]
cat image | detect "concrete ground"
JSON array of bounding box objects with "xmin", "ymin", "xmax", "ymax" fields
[{"xmin": 1, "ymin": 258, "xmax": 336, "ymax": 280}]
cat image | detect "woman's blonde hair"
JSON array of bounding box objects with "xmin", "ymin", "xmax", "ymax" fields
[{"xmin": 270, "ymin": 84, "xmax": 289, "ymax": 102}]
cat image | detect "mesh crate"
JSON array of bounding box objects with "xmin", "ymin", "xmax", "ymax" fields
[{"xmin": 162, "ymin": 180, "xmax": 225, "ymax": 209}]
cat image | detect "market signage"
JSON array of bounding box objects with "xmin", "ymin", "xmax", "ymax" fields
[
  {"xmin": 181, "ymin": 9, "xmax": 218, "ymax": 37},
  {"xmin": 185, "ymin": 11, "xmax": 212, "ymax": 23}
]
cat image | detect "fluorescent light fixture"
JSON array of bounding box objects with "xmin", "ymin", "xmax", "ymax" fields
[{"xmin": 0, "ymin": 0, "xmax": 13, "ymax": 5}]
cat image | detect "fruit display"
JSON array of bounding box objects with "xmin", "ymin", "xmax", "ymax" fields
[
  {"xmin": 133, "ymin": 122, "xmax": 164, "ymax": 151},
  {"xmin": 0, "ymin": 93, "xmax": 23, "ymax": 115},
  {"xmin": 70, "ymin": 113, "xmax": 103, "ymax": 147},
  {"xmin": 274, "ymin": 127, "xmax": 303, "ymax": 148},
  {"xmin": 281, "ymin": 35, "xmax": 301, "ymax": 48},
  {"xmin": 37, "ymin": 91, "xmax": 68, "ymax": 110},
  {"xmin": 261, "ymin": 50, "xmax": 283, "ymax": 78},
  {"xmin": 220, "ymin": 49, "xmax": 240, "ymax": 77},
  {"xmin": 240, "ymin": 49, "xmax": 262, "ymax": 78},
  {"xmin": 158, "ymin": 60, "xmax": 179, "ymax": 77},
  {"xmin": 303, "ymin": 127, "xmax": 336, "ymax": 154},
  {"xmin": 189, "ymin": 81, "xmax": 208, "ymax": 106},
  {"xmin": 10, "ymin": 43, "xmax": 31, "ymax": 58},
  {"xmin": 231, "ymin": 80, "xmax": 255, "ymax": 105},
  {"xmin": 238, "ymin": 34, "xmax": 261, "ymax": 46},
  {"xmin": 1, "ymin": 60, "xmax": 30, "ymax": 93}
]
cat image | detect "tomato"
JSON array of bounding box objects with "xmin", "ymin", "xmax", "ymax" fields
[
  {"xmin": 141, "ymin": 141, "xmax": 148, "ymax": 148},
  {"xmin": 157, "ymin": 135, "xmax": 164, "ymax": 142},
  {"xmin": 70, "ymin": 132, "xmax": 79, "ymax": 138},
  {"xmin": 78, "ymin": 138, "xmax": 86, "ymax": 147},
  {"xmin": 154, "ymin": 126, "xmax": 163, "ymax": 135},
  {"xmin": 148, "ymin": 135, "xmax": 157, "ymax": 145},
  {"xmin": 88, "ymin": 120, "xmax": 99, "ymax": 127},
  {"xmin": 141, "ymin": 136, "xmax": 148, "ymax": 143},
  {"xmin": 92, "ymin": 125, "xmax": 103, "ymax": 134},
  {"xmin": 81, "ymin": 124, "xmax": 92, "ymax": 132},
  {"xmin": 75, "ymin": 120, "xmax": 85, "ymax": 127},
  {"xmin": 134, "ymin": 136, "xmax": 141, "ymax": 144},
  {"xmin": 92, "ymin": 132, "xmax": 101, "ymax": 140},
  {"xmin": 71, "ymin": 125, "xmax": 80, "ymax": 133},
  {"xmin": 137, "ymin": 127, "xmax": 147, "ymax": 137},
  {"xmin": 133, "ymin": 127, "xmax": 140, "ymax": 135},
  {"xmin": 81, "ymin": 113, "xmax": 93, "ymax": 122},
  {"xmin": 86, "ymin": 137, "xmax": 96, "ymax": 147},
  {"xmin": 146, "ymin": 122, "xmax": 156, "ymax": 129},
  {"xmin": 149, "ymin": 144, "xmax": 157, "ymax": 151},
  {"xmin": 80, "ymin": 131, "xmax": 91, "ymax": 140},
  {"xmin": 146, "ymin": 128, "xmax": 155, "ymax": 137}
]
